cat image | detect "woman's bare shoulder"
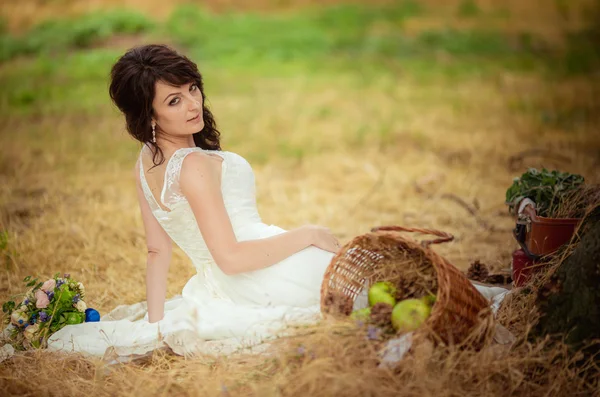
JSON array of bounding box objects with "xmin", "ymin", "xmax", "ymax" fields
[
  {"xmin": 179, "ymin": 151, "xmax": 222, "ymax": 187},
  {"xmin": 181, "ymin": 151, "xmax": 222, "ymax": 173}
]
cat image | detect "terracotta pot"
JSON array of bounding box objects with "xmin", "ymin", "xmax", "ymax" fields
[{"xmin": 515, "ymin": 206, "xmax": 581, "ymax": 259}]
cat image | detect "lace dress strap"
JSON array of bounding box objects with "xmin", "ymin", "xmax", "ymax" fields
[{"xmin": 162, "ymin": 147, "xmax": 203, "ymax": 211}]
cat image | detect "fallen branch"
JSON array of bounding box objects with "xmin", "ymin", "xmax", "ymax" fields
[{"xmin": 440, "ymin": 193, "xmax": 512, "ymax": 232}]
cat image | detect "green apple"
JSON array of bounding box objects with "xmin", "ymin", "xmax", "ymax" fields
[
  {"xmin": 350, "ymin": 307, "xmax": 371, "ymax": 321},
  {"xmin": 421, "ymin": 294, "xmax": 436, "ymax": 308},
  {"xmin": 368, "ymin": 281, "xmax": 397, "ymax": 307},
  {"xmin": 391, "ymin": 298, "xmax": 432, "ymax": 332}
]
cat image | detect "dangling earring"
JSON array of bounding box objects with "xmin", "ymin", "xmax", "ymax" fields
[{"xmin": 152, "ymin": 123, "xmax": 156, "ymax": 143}]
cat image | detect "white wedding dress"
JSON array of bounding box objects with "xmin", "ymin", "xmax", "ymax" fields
[
  {"xmin": 33, "ymin": 147, "xmax": 508, "ymax": 361},
  {"xmin": 46, "ymin": 147, "xmax": 336, "ymax": 358}
]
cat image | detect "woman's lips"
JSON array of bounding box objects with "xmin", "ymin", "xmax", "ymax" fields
[{"xmin": 188, "ymin": 114, "xmax": 201, "ymax": 123}]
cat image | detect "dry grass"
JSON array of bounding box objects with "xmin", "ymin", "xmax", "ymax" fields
[
  {"xmin": 0, "ymin": 74, "xmax": 598, "ymax": 394},
  {"xmin": 1, "ymin": 0, "xmax": 600, "ymax": 395},
  {"xmin": 2, "ymin": 0, "xmax": 596, "ymax": 37},
  {"xmin": 1, "ymin": 318, "xmax": 599, "ymax": 396}
]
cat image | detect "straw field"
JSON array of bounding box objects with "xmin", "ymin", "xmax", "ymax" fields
[{"xmin": 0, "ymin": 0, "xmax": 599, "ymax": 395}]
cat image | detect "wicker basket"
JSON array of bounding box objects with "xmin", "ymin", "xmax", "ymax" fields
[{"xmin": 320, "ymin": 226, "xmax": 494, "ymax": 347}]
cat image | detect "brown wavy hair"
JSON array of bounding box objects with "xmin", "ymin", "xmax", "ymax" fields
[{"xmin": 109, "ymin": 44, "xmax": 221, "ymax": 167}]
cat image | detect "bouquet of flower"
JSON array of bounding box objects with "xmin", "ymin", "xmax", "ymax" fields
[{"xmin": 1, "ymin": 273, "xmax": 100, "ymax": 350}]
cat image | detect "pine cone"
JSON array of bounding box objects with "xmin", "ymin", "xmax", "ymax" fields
[
  {"xmin": 467, "ymin": 260, "xmax": 489, "ymax": 282},
  {"xmin": 485, "ymin": 273, "xmax": 512, "ymax": 285},
  {"xmin": 370, "ymin": 303, "xmax": 394, "ymax": 326},
  {"xmin": 323, "ymin": 292, "xmax": 353, "ymax": 316}
]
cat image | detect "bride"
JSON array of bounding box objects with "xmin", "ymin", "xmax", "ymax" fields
[
  {"xmin": 46, "ymin": 44, "xmax": 342, "ymax": 358},
  {"xmin": 44, "ymin": 44, "xmax": 507, "ymax": 359}
]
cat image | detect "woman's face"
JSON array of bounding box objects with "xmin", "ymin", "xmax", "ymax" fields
[{"xmin": 151, "ymin": 80, "xmax": 204, "ymax": 139}]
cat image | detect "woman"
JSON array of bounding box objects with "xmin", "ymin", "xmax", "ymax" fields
[
  {"xmin": 47, "ymin": 44, "xmax": 341, "ymax": 358},
  {"xmin": 46, "ymin": 44, "xmax": 507, "ymax": 359}
]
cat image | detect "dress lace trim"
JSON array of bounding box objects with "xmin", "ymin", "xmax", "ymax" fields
[{"xmin": 138, "ymin": 146, "xmax": 226, "ymax": 214}]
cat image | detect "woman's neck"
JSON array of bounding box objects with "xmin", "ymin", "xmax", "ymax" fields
[{"xmin": 154, "ymin": 135, "xmax": 196, "ymax": 155}]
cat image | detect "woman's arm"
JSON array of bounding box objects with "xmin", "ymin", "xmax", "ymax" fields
[
  {"xmin": 134, "ymin": 160, "xmax": 173, "ymax": 323},
  {"xmin": 179, "ymin": 152, "xmax": 321, "ymax": 275}
]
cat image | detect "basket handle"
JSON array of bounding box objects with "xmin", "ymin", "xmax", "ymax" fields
[{"xmin": 370, "ymin": 225, "xmax": 454, "ymax": 247}]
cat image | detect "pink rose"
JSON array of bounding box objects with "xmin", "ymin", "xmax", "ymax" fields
[
  {"xmin": 41, "ymin": 279, "xmax": 56, "ymax": 292},
  {"xmin": 35, "ymin": 289, "xmax": 49, "ymax": 309}
]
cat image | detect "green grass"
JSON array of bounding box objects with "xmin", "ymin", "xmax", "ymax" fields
[
  {"xmin": 456, "ymin": 0, "xmax": 481, "ymax": 18},
  {"xmin": 163, "ymin": 2, "xmax": 539, "ymax": 65},
  {"xmin": 0, "ymin": 2, "xmax": 598, "ymax": 117},
  {"xmin": 561, "ymin": 28, "xmax": 600, "ymax": 75},
  {"xmin": 0, "ymin": 9, "xmax": 155, "ymax": 62},
  {"xmin": 163, "ymin": 2, "xmax": 424, "ymax": 63},
  {"xmin": 0, "ymin": 49, "xmax": 123, "ymax": 116}
]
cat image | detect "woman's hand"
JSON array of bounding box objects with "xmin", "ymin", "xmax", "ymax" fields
[{"xmin": 302, "ymin": 225, "xmax": 341, "ymax": 253}]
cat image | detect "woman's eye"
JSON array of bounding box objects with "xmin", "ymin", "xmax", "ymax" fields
[{"xmin": 168, "ymin": 85, "xmax": 197, "ymax": 105}]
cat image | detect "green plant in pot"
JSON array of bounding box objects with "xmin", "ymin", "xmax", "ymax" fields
[
  {"xmin": 506, "ymin": 168, "xmax": 585, "ymax": 218},
  {"xmin": 506, "ymin": 168, "xmax": 586, "ymax": 259}
]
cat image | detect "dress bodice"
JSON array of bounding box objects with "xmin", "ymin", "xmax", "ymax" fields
[{"xmin": 138, "ymin": 147, "xmax": 262, "ymax": 275}]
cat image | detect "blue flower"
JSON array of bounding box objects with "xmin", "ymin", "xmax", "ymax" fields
[
  {"xmin": 56, "ymin": 279, "xmax": 65, "ymax": 288},
  {"xmin": 46, "ymin": 291, "xmax": 54, "ymax": 301},
  {"xmin": 29, "ymin": 313, "xmax": 37, "ymax": 325},
  {"xmin": 85, "ymin": 308, "xmax": 100, "ymax": 322},
  {"xmin": 72, "ymin": 294, "xmax": 80, "ymax": 303},
  {"xmin": 24, "ymin": 299, "xmax": 29, "ymax": 305},
  {"xmin": 39, "ymin": 311, "xmax": 49, "ymax": 322}
]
